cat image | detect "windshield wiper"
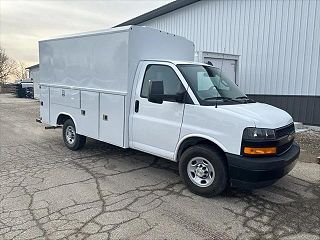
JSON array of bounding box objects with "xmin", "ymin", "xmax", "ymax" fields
[
  {"xmin": 204, "ymin": 96, "xmax": 240, "ymax": 103},
  {"xmin": 235, "ymin": 96, "xmax": 249, "ymax": 99},
  {"xmin": 235, "ymin": 96, "xmax": 255, "ymax": 102},
  {"xmin": 204, "ymin": 96, "xmax": 229, "ymax": 100}
]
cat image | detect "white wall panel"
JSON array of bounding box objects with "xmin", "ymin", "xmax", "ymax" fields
[{"xmin": 141, "ymin": 0, "xmax": 320, "ymax": 96}]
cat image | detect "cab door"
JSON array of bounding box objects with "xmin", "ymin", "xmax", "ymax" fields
[{"xmin": 130, "ymin": 62, "xmax": 186, "ymax": 160}]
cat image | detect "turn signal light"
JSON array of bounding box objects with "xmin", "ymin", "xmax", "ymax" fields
[{"xmin": 244, "ymin": 147, "xmax": 277, "ymax": 155}]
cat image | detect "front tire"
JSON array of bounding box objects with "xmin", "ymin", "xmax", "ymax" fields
[
  {"xmin": 62, "ymin": 119, "xmax": 86, "ymax": 151},
  {"xmin": 179, "ymin": 145, "xmax": 228, "ymax": 197}
]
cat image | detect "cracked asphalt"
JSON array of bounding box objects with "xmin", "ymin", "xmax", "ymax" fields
[{"xmin": 0, "ymin": 94, "xmax": 319, "ymax": 240}]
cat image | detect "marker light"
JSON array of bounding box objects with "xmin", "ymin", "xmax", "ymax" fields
[{"xmin": 244, "ymin": 147, "xmax": 277, "ymax": 155}]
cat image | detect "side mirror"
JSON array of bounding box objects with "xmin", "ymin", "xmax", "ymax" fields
[
  {"xmin": 148, "ymin": 80, "xmax": 187, "ymax": 104},
  {"xmin": 148, "ymin": 80, "xmax": 164, "ymax": 104}
]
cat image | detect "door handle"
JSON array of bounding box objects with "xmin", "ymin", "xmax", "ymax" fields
[{"xmin": 135, "ymin": 100, "xmax": 139, "ymax": 113}]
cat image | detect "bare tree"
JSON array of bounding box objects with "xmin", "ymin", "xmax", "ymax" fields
[
  {"xmin": 13, "ymin": 61, "xmax": 28, "ymax": 80},
  {"xmin": 0, "ymin": 47, "xmax": 16, "ymax": 86}
]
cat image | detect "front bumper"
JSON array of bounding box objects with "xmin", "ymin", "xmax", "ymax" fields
[{"xmin": 226, "ymin": 142, "xmax": 300, "ymax": 189}]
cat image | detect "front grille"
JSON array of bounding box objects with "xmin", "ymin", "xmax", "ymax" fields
[
  {"xmin": 277, "ymin": 139, "xmax": 294, "ymax": 155},
  {"xmin": 275, "ymin": 123, "xmax": 295, "ymax": 155},
  {"xmin": 275, "ymin": 123, "xmax": 295, "ymax": 139}
]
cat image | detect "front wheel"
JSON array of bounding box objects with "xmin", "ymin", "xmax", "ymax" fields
[
  {"xmin": 179, "ymin": 145, "xmax": 228, "ymax": 197},
  {"xmin": 62, "ymin": 119, "xmax": 86, "ymax": 151}
]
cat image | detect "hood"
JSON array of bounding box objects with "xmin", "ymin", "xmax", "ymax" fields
[{"xmin": 219, "ymin": 103, "xmax": 293, "ymax": 129}]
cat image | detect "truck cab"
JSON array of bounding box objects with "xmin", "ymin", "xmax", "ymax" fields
[{"xmin": 128, "ymin": 60, "xmax": 299, "ymax": 196}]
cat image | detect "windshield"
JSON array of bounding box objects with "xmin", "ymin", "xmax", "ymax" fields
[{"xmin": 177, "ymin": 64, "xmax": 249, "ymax": 105}]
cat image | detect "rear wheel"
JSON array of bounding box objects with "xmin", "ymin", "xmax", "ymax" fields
[
  {"xmin": 62, "ymin": 119, "xmax": 86, "ymax": 150},
  {"xmin": 179, "ymin": 145, "xmax": 228, "ymax": 197}
]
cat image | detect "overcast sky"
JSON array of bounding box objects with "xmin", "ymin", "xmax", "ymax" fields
[{"xmin": 0, "ymin": 0, "xmax": 172, "ymax": 67}]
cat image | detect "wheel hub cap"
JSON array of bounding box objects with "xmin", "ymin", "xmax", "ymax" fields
[
  {"xmin": 187, "ymin": 157, "xmax": 215, "ymax": 187},
  {"xmin": 66, "ymin": 126, "xmax": 75, "ymax": 144},
  {"xmin": 195, "ymin": 164, "xmax": 209, "ymax": 178}
]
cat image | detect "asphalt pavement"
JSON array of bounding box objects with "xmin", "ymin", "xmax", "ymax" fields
[{"xmin": 0, "ymin": 94, "xmax": 319, "ymax": 240}]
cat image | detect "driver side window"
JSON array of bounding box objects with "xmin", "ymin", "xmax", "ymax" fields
[{"xmin": 140, "ymin": 64, "xmax": 185, "ymax": 101}]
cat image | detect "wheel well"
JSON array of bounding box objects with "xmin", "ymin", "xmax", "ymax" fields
[
  {"xmin": 176, "ymin": 137, "xmax": 226, "ymax": 161},
  {"xmin": 57, "ymin": 114, "xmax": 72, "ymax": 125}
]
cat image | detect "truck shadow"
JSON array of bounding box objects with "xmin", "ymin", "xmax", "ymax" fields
[{"xmin": 84, "ymin": 138, "xmax": 180, "ymax": 175}]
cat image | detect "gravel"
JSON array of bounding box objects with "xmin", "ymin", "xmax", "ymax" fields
[{"xmin": 295, "ymin": 130, "xmax": 320, "ymax": 164}]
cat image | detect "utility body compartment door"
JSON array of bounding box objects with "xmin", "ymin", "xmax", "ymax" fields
[
  {"xmin": 50, "ymin": 88, "xmax": 80, "ymax": 109},
  {"xmin": 130, "ymin": 62, "xmax": 185, "ymax": 160},
  {"xmin": 40, "ymin": 85, "xmax": 50, "ymax": 123},
  {"xmin": 99, "ymin": 93, "xmax": 125, "ymax": 147},
  {"xmin": 77, "ymin": 91, "xmax": 99, "ymax": 139}
]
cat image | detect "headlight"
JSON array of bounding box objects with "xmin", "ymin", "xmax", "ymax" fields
[{"xmin": 243, "ymin": 127, "xmax": 276, "ymax": 140}]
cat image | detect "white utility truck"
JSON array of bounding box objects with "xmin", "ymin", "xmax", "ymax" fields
[{"xmin": 38, "ymin": 26, "xmax": 300, "ymax": 197}]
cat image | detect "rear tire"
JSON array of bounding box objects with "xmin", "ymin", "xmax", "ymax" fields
[
  {"xmin": 62, "ymin": 119, "xmax": 86, "ymax": 151},
  {"xmin": 179, "ymin": 144, "xmax": 228, "ymax": 197}
]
